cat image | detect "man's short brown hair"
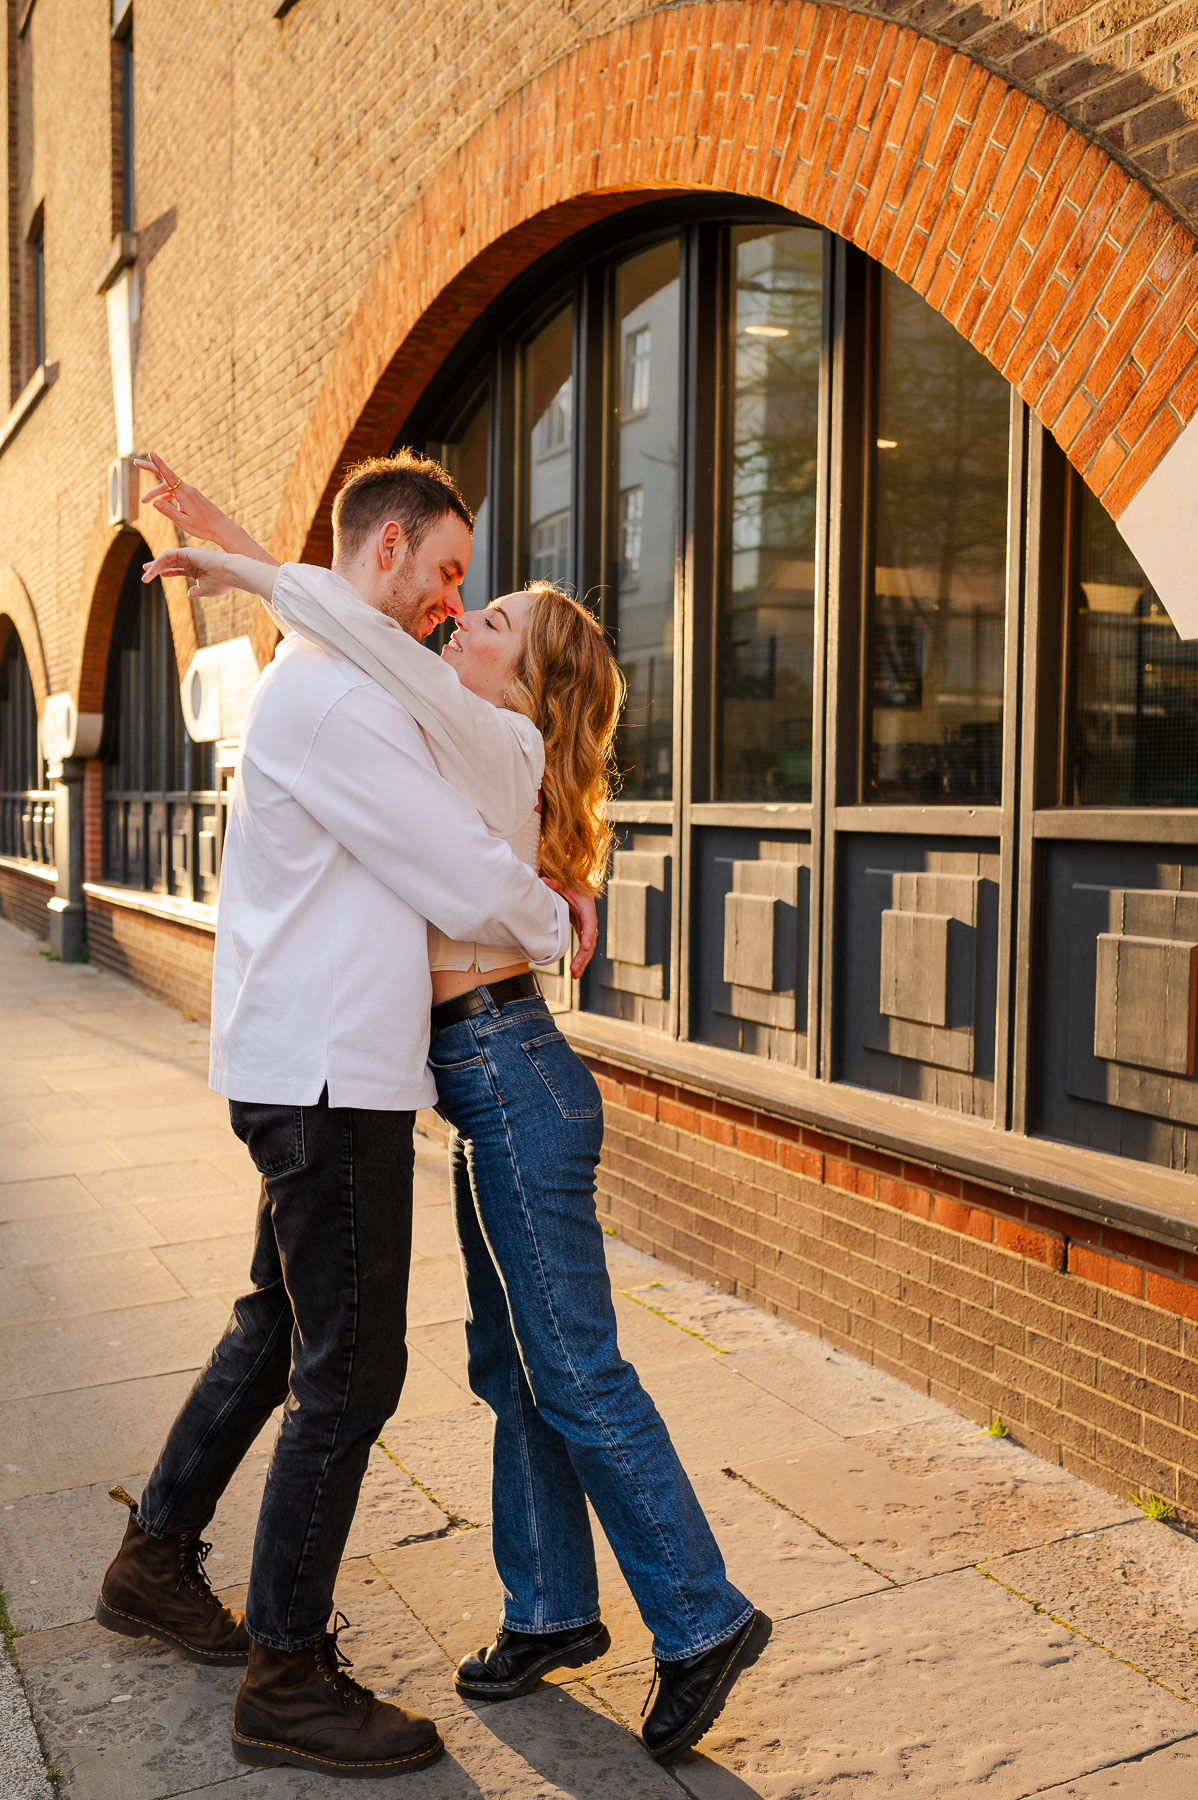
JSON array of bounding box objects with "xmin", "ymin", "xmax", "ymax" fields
[{"xmin": 331, "ymin": 450, "xmax": 473, "ymax": 559}]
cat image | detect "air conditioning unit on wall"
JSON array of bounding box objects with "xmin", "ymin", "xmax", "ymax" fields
[{"xmin": 106, "ymin": 455, "xmax": 138, "ymax": 529}]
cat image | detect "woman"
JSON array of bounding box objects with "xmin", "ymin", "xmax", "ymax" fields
[{"xmin": 138, "ymin": 452, "xmax": 769, "ymax": 1764}]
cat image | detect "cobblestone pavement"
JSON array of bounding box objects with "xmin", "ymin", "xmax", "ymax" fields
[{"xmin": 2, "ymin": 917, "xmax": 1198, "ymax": 1798}]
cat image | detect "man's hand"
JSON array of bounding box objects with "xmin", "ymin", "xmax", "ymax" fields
[
  {"xmin": 143, "ymin": 546, "xmax": 235, "ymax": 601},
  {"xmin": 143, "ymin": 546, "xmax": 280, "ymax": 605},
  {"xmin": 543, "ymin": 878, "xmax": 598, "ymax": 980}
]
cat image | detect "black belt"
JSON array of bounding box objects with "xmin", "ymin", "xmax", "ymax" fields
[{"xmin": 430, "ymin": 971, "xmax": 541, "ymax": 1032}]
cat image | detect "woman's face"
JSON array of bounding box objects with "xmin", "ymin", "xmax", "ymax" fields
[{"xmin": 442, "ymin": 591, "xmax": 533, "ymax": 705}]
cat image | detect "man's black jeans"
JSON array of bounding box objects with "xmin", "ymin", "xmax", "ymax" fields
[{"xmin": 137, "ymin": 1095, "xmax": 415, "ymax": 1650}]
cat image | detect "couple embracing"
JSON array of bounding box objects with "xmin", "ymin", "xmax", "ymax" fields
[{"xmin": 94, "ymin": 450, "xmax": 770, "ymax": 1778}]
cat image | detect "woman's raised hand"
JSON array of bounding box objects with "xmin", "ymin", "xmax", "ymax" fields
[
  {"xmin": 135, "ymin": 452, "xmax": 232, "ymax": 545},
  {"xmin": 142, "ymin": 546, "xmax": 235, "ymax": 601}
]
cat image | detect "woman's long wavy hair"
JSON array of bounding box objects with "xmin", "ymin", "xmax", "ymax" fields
[{"xmin": 504, "ymin": 583, "xmax": 624, "ymax": 893}]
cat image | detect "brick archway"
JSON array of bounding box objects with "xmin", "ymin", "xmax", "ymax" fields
[
  {"xmin": 0, "ymin": 569, "xmax": 48, "ymax": 713},
  {"xmin": 73, "ymin": 502, "xmax": 198, "ymax": 716},
  {"xmin": 270, "ymin": 0, "xmax": 1198, "ymax": 638}
]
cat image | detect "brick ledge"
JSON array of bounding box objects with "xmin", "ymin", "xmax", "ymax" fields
[{"xmin": 560, "ymin": 1014, "xmax": 1198, "ymax": 1258}]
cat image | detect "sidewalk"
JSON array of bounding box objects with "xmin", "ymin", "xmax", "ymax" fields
[{"xmin": 1, "ymin": 917, "xmax": 1197, "ymax": 1799}]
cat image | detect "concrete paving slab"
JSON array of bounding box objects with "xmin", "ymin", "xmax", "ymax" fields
[
  {"xmin": 0, "ymin": 1247, "xmax": 187, "ymax": 1326},
  {"xmin": 0, "ymin": 1091, "xmax": 88, "ymax": 1127},
  {"xmin": 723, "ymin": 1339, "xmax": 953, "ymax": 1437},
  {"xmin": 0, "ymin": 1175, "xmax": 100, "ymax": 1224},
  {"xmin": 0, "ymin": 1143, "xmax": 126, "ymax": 1185},
  {"xmin": 390, "ymin": 1345, "xmax": 476, "ymax": 1420},
  {"xmin": 18, "ymin": 1625, "xmax": 245, "ymax": 1799},
  {"xmin": 81, "ymin": 1162, "xmax": 241, "ymax": 1206},
  {"xmin": 641, "ymin": 1359, "xmax": 837, "ymax": 1476},
  {"xmin": 0, "ymin": 1119, "xmax": 63, "ymax": 1152},
  {"xmin": 134, "ymin": 1190, "xmax": 256, "ymax": 1243},
  {"xmin": 621, "ymin": 1277, "xmax": 821, "ymax": 1355},
  {"xmin": 735, "ymin": 1415, "xmax": 1139, "ymax": 1583},
  {"xmin": 411, "ymin": 1204, "xmax": 460, "ymax": 1259},
  {"xmin": 151, "ymin": 1233, "xmax": 254, "ymax": 1297},
  {"xmin": 1028, "ymin": 1739, "xmax": 1198, "ymax": 1797},
  {"xmin": 609, "ymin": 1293, "xmax": 719, "ymax": 1371},
  {"xmin": 98, "ymin": 1128, "xmax": 237, "ymax": 1167},
  {"xmin": 0, "ymin": 1655, "xmax": 52, "ymax": 1799},
  {"xmin": 595, "ymin": 1569, "xmax": 1198, "ymax": 1800},
  {"xmin": 984, "ymin": 1518, "xmax": 1198, "ymax": 1702},
  {"xmin": 378, "ymin": 1406, "xmax": 495, "ymax": 1527},
  {"xmin": 689, "ymin": 1467, "xmax": 891, "ymax": 1621},
  {"xmin": 408, "ymin": 1318, "xmax": 469, "ymax": 1381},
  {"xmin": 0, "ymin": 1297, "xmax": 230, "ymax": 1401},
  {"xmin": 406, "ymin": 1254, "xmax": 467, "ymax": 1328},
  {"xmin": 0, "ymin": 1205, "xmax": 166, "ymax": 1266},
  {"xmin": 0, "ymin": 1441, "xmax": 447, "ymax": 1635},
  {"xmin": 193, "ymin": 1148, "xmax": 269, "ymax": 1190},
  {"xmin": 0, "ymin": 1370, "xmax": 198, "ymax": 1502},
  {"xmin": 29, "ymin": 1100, "xmax": 228, "ymax": 1146}
]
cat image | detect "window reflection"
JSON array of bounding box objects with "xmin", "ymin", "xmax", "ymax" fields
[
  {"xmin": 865, "ymin": 272, "xmax": 1009, "ymax": 803},
  {"xmin": 612, "ymin": 240, "xmax": 680, "ymax": 800},
  {"xmin": 1067, "ymin": 486, "xmax": 1198, "ymax": 805},
  {"xmin": 522, "ymin": 305, "xmax": 574, "ymax": 586},
  {"xmin": 433, "ymin": 385, "xmax": 491, "ymax": 614},
  {"xmin": 716, "ymin": 225, "xmax": 823, "ymax": 802}
]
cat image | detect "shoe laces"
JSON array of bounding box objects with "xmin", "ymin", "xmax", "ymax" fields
[
  {"xmin": 318, "ymin": 1611, "xmax": 373, "ymax": 1709},
  {"xmin": 641, "ymin": 1660, "xmax": 664, "ymax": 1719},
  {"xmin": 179, "ymin": 1531, "xmax": 219, "ymax": 1602}
]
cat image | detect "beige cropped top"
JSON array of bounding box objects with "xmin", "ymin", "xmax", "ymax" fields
[{"xmin": 265, "ymin": 565, "xmax": 546, "ymax": 974}]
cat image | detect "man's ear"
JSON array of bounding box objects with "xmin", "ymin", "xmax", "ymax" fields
[{"xmin": 376, "ymin": 520, "xmax": 409, "ymax": 567}]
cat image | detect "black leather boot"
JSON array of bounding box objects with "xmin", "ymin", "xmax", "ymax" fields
[
  {"xmin": 454, "ymin": 1619, "xmax": 611, "ymax": 1700},
  {"xmin": 641, "ymin": 1610, "xmax": 772, "ymax": 1763}
]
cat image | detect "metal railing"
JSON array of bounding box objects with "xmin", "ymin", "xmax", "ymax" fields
[{"xmin": 0, "ymin": 788, "xmax": 55, "ymax": 867}]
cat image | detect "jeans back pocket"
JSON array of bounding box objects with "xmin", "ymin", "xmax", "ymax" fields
[
  {"xmin": 228, "ymin": 1101, "xmax": 306, "ymax": 1175},
  {"xmin": 520, "ymin": 1030, "xmax": 602, "ymax": 1120}
]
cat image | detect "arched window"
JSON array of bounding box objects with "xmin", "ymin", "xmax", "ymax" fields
[
  {"xmin": 101, "ymin": 555, "xmax": 219, "ymax": 900},
  {"xmin": 403, "ymin": 196, "xmax": 1198, "ymax": 1172},
  {"xmin": 0, "ymin": 628, "xmax": 50, "ymax": 865}
]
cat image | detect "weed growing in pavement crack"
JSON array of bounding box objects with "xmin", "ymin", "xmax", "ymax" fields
[
  {"xmin": 987, "ymin": 1415, "xmax": 1010, "ymax": 1437},
  {"xmin": 0, "ymin": 1576, "xmax": 22, "ymax": 1665},
  {"xmin": 1130, "ymin": 1490, "xmax": 1176, "ymax": 1522}
]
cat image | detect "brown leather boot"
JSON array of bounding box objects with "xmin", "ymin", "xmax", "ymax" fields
[
  {"xmin": 231, "ymin": 1613, "xmax": 443, "ymax": 1779},
  {"xmin": 95, "ymin": 1485, "xmax": 250, "ymax": 1665}
]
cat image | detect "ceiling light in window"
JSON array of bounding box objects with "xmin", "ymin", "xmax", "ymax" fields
[
  {"xmin": 744, "ymin": 324, "xmax": 789, "ymax": 337},
  {"xmin": 876, "ymin": 438, "xmax": 898, "ymax": 449}
]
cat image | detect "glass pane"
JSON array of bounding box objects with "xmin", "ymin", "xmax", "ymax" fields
[
  {"xmin": 865, "ymin": 272, "xmax": 1010, "ymax": 803},
  {"xmin": 611, "ymin": 240, "xmax": 680, "ymax": 800},
  {"xmin": 437, "ymin": 385, "xmax": 490, "ymax": 613},
  {"xmin": 1067, "ymin": 488, "xmax": 1198, "ymax": 805},
  {"xmin": 522, "ymin": 304, "xmax": 573, "ymax": 586},
  {"xmin": 716, "ymin": 224, "xmax": 822, "ymax": 801}
]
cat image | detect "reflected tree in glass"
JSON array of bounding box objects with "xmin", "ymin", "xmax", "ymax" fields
[
  {"xmin": 522, "ymin": 304, "xmax": 574, "ymax": 587},
  {"xmin": 866, "ymin": 272, "xmax": 1010, "ymax": 803},
  {"xmin": 1068, "ymin": 486, "xmax": 1198, "ymax": 806},
  {"xmin": 611, "ymin": 240, "xmax": 680, "ymax": 799},
  {"xmin": 717, "ymin": 225, "xmax": 823, "ymax": 801}
]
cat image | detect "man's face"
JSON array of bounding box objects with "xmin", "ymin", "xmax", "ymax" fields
[{"xmin": 378, "ymin": 513, "xmax": 473, "ymax": 640}]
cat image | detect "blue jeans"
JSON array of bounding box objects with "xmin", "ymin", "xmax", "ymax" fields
[
  {"xmin": 430, "ymin": 990, "xmax": 751, "ymax": 1660},
  {"xmin": 138, "ymin": 1096, "xmax": 415, "ymax": 1650}
]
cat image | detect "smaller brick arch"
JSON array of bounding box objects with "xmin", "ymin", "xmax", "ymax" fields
[
  {"xmin": 73, "ymin": 504, "xmax": 198, "ymax": 717},
  {"xmin": 0, "ymin": 569, "xmax": 48, "ymax": 713}
]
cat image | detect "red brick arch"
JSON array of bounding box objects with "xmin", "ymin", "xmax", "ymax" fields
[
  {"xmin": 0, "ymin": 569, "xmax": 48, "ymax": 713},
  {"xmin": 73, "ymin": 500, "xmax": 198, "ymax": 715},
  {"xmin": 270, "ymin": 0, "xmax": 1198, "ymax": 617}
]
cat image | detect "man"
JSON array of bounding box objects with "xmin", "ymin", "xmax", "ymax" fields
[{"xmin": 96, "ymin": 453, "xmax": 590, "ymax": 1780}]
